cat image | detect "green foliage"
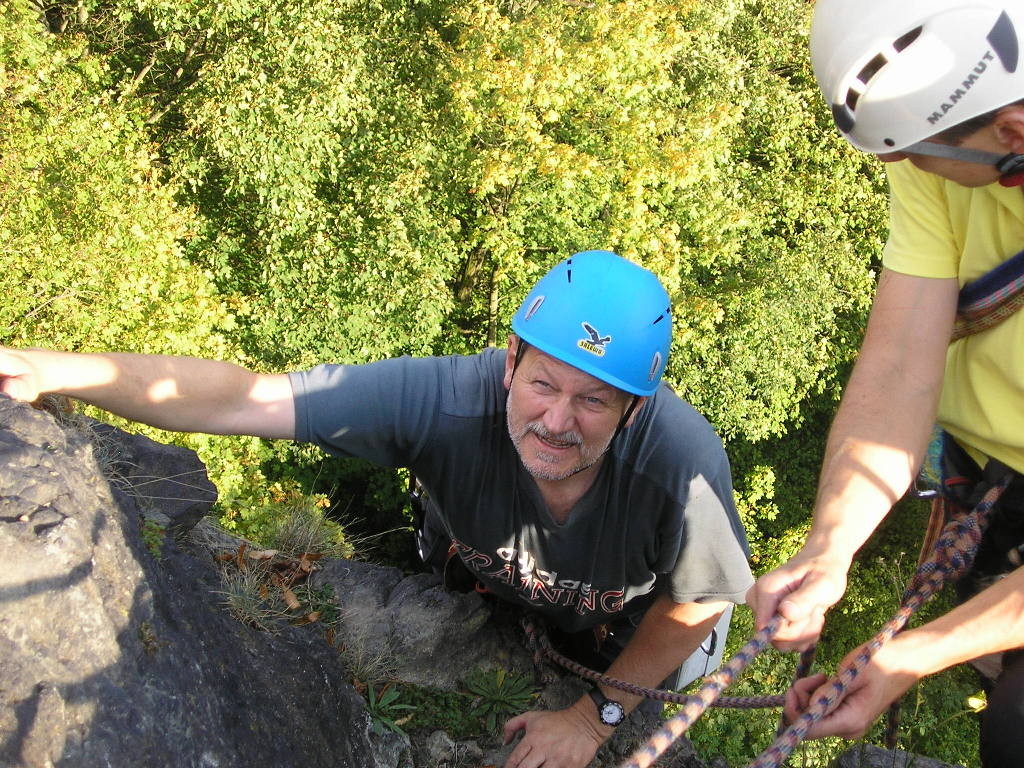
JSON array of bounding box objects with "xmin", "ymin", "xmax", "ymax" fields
[
  {"xmin": 259, "ymin": 481, "xmax": 356, "ymax": 559},
  {"xmin": 0, "ymin": 2, "xmax": 236, "ymax": 361},
  {"xmin": 464, "ymin": 667, "xmax": 538, "ymax": 733},
  {"xmin": 259, "ymin": 445, "xmax": 416, "ymax": 567},
  {"xmin": 215, "ymin": 471, "xmax": 354, "ymax": 556},
  {"xmin": 59, "ymin": 0, "xmax": 883, "ymax": 443},
  {"xmin": 290, "ymin": 583, "xmax": 342, "ymax": 629},
  {"xmin": 0, "ymin": 2, "xmax": 271, "ymax": 534},
  {"xmin": 392, "ymin": 684, "xmax": 484, "ymax": 739},
  {"xmin": 365, "ymin": 683, "xmax": 417, "ymax": 737},
  {"xmin": 730, "ymin": 403, "xmax": 835, "ymax": 573},
  {"xmin": 377, "ymin": 675, "xmax": 536, "ymax": 741},
  {"xmin": 85, "ymin": 0, "xmax": 466, "ymax": 369},
  {"xmin": 140, "ymin": 518, "xmax": 166, "ymax": 559}
]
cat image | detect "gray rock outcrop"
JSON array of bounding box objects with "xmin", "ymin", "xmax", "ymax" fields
[
  {"xmin": 317, "ymin": 560, "xmax": 533, "ymax": 691},
  {"xmin": 832, "ymin": 745, "xmax": 965, "ymax": 768},
  {"xmin": 0, "ymin": 398, "xmax": 378, "ymax": 768}
]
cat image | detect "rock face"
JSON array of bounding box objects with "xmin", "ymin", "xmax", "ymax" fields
[
  {"xmin": 0, "ymin": 398, "xmax": 378, "ymax": 768},
  {"xmin": 832, "ymin": 745, "xmax": 965, "ymax": 768},
  {"xmin": 316, "ymin": 559, "xmax": 535, "ymax": 691}
]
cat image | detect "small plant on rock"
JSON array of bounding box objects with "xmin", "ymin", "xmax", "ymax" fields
[
  {"xmin": 291, "ymin": 582, "xmax": 342, "ymax": 628},
  {"xmin": 140, "ymin": 518, "xmax": 167, "ymax": 558},
  {"xmin": 365, "ymin": 682, "xmax": 416, "ymax": 737},
  {"xmin": 338, "ymin": 627, "xmax": 397, "ymax": 690},
  {"xmin": 263, "ymin": 483, "xmax": 356, "ymax": 559},
  {"xmin": 215, "ymin": 561, "xmax": 289, "ymax": 633},
  {"xmin": 465, "ymin": 667, "xmax": 538, "ymax": 733}
]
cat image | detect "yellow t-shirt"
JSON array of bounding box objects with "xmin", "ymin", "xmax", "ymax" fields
[{"xmin": 883, "ymin": 160, "xmax": 1024, "ymax": 472}]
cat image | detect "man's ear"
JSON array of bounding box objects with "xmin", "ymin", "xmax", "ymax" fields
[
  {"xmin": 623, "ymin": 396, "xmax": 648, "ymax": 428},
  {"xmin": 503, "ymin": 334, "xmax": 519, "ymax": 390},
  {"xmin": 994, "ymin": 104, "xmax": 1024, "ymax": 153}
]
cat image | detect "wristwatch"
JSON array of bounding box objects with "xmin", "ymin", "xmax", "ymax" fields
[{"xmin": 588, "ymin": 687, "xmax": 626, "ymax": 727}]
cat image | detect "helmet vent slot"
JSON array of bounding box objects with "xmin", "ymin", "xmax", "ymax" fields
[
  {"xmin": 989, "ymin": 10, "xmax": 1019, "ymax": 73},
  {"xmin": 856, "ymin": 53, "xmax": 888, "ymax": 85},
  {"xmin": 831, "ymin": 103, "xmax": 856, "ymax": 133},
  {"xmin": 892, "ymin": 26, "xmax": 922, "ymax": 53},
  {"xmin": 845, "ymin": 89, "xmax": 860, "ymax": 111},
  {"xmin": 651, "ymin": 306, "xmax": 671, "ymax": 326},
  {"xmin": 566, "ymin": 258, "xmax": 573, "ymax": 283}
]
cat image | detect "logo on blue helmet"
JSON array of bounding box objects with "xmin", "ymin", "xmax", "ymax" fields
[{"xmin": 578, "ymin": 322, "xmax": 612, "ymax": 357}]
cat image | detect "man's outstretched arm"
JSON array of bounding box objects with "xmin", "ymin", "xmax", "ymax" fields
[
  {"xmin": 0, "ymin": 347, "xmax": 295, "ymax": 439},
  {"xmin": 501, "ymin": 593, "xmax": 727, "ymax": 768},
  {"xmin": 747, "ymin": 269, "xmax": 958, "ymax": 650}
]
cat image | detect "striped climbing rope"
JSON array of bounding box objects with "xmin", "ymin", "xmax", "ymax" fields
[
  {"xmin": 620, "ymin": 474, "xmax": 1011, "ymax": 768},
  {"xmin": 523, "ymin": 618, "xmax": 785, "ymax": 709}
]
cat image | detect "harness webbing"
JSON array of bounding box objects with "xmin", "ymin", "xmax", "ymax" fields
[{"xmin": 952, "ymin": 247, "xmax": 1024, "ymax": 340}]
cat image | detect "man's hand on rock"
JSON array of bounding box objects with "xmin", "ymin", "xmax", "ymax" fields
[
  {"xmin": 501, "ymin": 700, "xmax": 608, "ymax": 768},
  {"xmin": 0, "ymin": 348, "xmax": 44, "ymax": 403}
]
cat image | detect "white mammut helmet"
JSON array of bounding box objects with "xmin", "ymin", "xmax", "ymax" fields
[{"xmin": 811, "ymin": 0, "xmax": 1024, "ymax": 175}]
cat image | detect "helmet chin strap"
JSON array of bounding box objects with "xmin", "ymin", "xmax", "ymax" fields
[{"xmin": 902, "ymin": 141, "xmax": 1024, "ymax": 187}]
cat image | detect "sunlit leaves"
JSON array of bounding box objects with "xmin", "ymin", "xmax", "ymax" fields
[{"xmin": 0, "ymin": 2, "xmax": 234, "ymax": 360}]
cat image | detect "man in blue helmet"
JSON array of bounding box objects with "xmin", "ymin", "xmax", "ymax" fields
[
  {"xmin": 745, "ymin": 1, "xmax": 1024, "ymax": 765},
  {"xmin": 0, "ymin": 250, "xmax": 753, "ymax": 768}
]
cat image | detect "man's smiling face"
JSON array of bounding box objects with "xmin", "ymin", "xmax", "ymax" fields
[{"xmin": 503, "ymin": 340, "xmax": 633, "ymax": 483}]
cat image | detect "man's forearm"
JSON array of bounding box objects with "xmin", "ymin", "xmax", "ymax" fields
[
  {"xmin": 1, "ymin": 348, "xmax": 295, "ymax": 438},
  {"xmin": 803, "ymin": 270, "xmax": 957, "ymax": 566},
  {"xmin": 893, "ymin": 567, "xmax": 1024, "ymax": 681},
  {"xmin": 586, "ymin": 594, "xmax": 726, "ymax": 718}
]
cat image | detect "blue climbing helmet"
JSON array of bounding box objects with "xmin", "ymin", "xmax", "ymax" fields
[{"xmin": 511, "ymin": 250, "xmax": 672, "ymax": 396}]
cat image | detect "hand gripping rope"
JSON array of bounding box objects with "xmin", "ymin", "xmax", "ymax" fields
[
  {"xmin": 623, "ymin": 475, "xmax": 1010, "ymax": 768},
  {"xmin": 525, "ymin": 475, "xmax": 1011, "ymax": 768}
]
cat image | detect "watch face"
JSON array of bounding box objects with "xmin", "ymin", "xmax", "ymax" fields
[{"xmin": 599, "ymin": 700, "xmax": 625, "ymax": 726}]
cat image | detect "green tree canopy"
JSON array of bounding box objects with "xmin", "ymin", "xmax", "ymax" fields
[{"xmin": 65, "ymin": 0, "xmax": 886, "ymax": 444}]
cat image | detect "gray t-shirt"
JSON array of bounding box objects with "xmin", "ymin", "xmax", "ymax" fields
[{"xmin": 290, "ymin": 348, "xmax": 752, "ymax": 633}]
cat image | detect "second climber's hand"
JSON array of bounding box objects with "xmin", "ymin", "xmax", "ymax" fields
[
  {"xmin": 783, "ymin": 640, "xmax": 919, "ymax": 740},
  {"xmin": 746, "ymin": 550, "xmax": 849, "ymax": 652}
]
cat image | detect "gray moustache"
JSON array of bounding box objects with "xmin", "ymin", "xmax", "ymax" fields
[{"xmin": 527, "ymin": 424, "xmax": 582, "ymax": 447}]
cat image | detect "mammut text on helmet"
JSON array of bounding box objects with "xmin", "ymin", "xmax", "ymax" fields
[{"xmin": 929, "ymin": 50, "xmax": 999, "ymax": 126}]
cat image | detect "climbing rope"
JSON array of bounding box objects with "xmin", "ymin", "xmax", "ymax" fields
[
  {"xmin": 523, "ymin": 618, "xmax": 785, "ymax": 709},
  {"xmin": 621, "ymin": 474, "xmax": 1011, "ymax": 768}
]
